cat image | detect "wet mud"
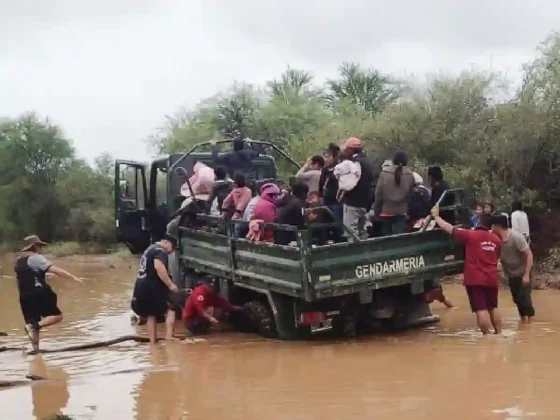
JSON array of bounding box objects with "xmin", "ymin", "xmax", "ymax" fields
[{"xmin": 2, "ymin": 254, "xmax": 560, "ymax": 419}]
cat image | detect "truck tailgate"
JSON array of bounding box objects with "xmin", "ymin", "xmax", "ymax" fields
[{"xmin": 308, "ymin": 229, "xmax": 464, "ymax": 299}]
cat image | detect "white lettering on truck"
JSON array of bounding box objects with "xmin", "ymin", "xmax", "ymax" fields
[{"xmin": 355, "ymin": 256, "xmax": 426, "ymax": 279}]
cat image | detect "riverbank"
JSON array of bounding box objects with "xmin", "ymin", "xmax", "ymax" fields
[{"xmin": 0, "ymin": 241, "xmax": 131, "ymax": 259}]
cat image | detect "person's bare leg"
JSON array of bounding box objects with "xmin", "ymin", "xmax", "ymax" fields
[
  {"xmin": 26, "ymin": 314, "xmax": 63, "ymax": 352},
  {"xmin": 38, "ymin": 314, "xmax": 63, "ymax": 329},
  {"xmin": 165, "ymin": 309, "xmax": 176, "ymax": 340},
  {"xmin": 439, "ymin": 296, "xmax": 454, "ymax": 308},
  {"xmin": 475, "ymin": 311, "xmax": 492, "ymax": 334},
  {"xmin": 146, "ymin": 316, "xmax": 158, "ymax": 344},
  {"xmin": 489, "ymin": 309, "xmax": 502, "ymax": 334}
]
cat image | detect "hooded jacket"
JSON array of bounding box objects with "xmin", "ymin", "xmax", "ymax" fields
[
  {"xmin": 374, "ymin": 163, "xmax": 415, "ymax": 216},
  {"xmin": 181, "ymin": 162, "xmax": 215, "ymax": 198},
  {"xmin": 253, "ymin": 183, "xmax": 280, "ymax": 242}
]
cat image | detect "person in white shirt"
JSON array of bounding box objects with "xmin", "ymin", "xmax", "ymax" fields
[{"xmin": 511, "ymin": 201, "xmax": 530, "ymax": 243}]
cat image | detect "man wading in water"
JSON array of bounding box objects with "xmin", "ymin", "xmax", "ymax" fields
[
  {"xmin": 131, "ymin": 235, "xmax": 180, "ymax": 344},
  {"xmin": 431, "ymin": 206, "xmax": 503, "ymax": 335},
  {"xmin": 491, "ymin": 214, "xmax": 535, "ymax": 323},
  {"xmin": 15, "ymin": 235, "xmax": 83, "ymax": 352}
]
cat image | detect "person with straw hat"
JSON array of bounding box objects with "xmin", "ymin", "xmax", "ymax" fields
[{"xmin": 14, "ymin": 235, "xmax": 83, "ymax": 352}]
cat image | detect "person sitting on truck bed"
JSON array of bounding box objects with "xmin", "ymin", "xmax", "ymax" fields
[
  {"xmin": 275, "ymin": 181, "xmax": 308, "ymax": 245},
  {"xmin": 252, "ymin": 182, "xmax": 281, "ymax": 243},
  {"xmin": 182, "ymin": 276, "xmax": 243, "ymax": 335},
  {"xmin": 210, "ymin": 138, "xmax": 259, "ymax": 181},
  {"xmin": 222, "ymin": 172, "xmax": 252, "ymax": 221},
  {"xmin": 206, "ymin": 166, "xmax": 233, "ymax": 215}
]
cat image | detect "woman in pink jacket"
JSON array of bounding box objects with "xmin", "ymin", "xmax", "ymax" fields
[
  {"xmin": 222, "ymin": 173, "xmax": 252, "ymax": 220},
  {"xmin": 251, "ymin": 183, "xmax": 281, "ymax": 243}
]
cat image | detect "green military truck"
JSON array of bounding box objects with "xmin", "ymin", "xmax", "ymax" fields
[{"xmin": 115, "ymin": 140, "xmax": 467, "ymax": 339}]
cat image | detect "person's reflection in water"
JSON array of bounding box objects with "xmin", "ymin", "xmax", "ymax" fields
[
  {"xmin": 29, "ymin": 356, "xmax": 70, "ymax": 420},
  {"xmin": 134, "ymin": 344, "xmax": 185, "ymax": 420}
]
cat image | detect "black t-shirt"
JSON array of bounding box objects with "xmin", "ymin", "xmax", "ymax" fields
[{"xmin": 133, "ymin": 244, "xmax": 169, "ymax": 297}]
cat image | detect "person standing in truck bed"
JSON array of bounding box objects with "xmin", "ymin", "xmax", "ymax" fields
[
  {"xmin": 14, "ymin": 235, "xmax": 83, "ymax": 352},
  {"xmin": 431, "ymin": 206, "xmax": 503, "ymax": 335},
  {"xmin": 210, "ymin": 138, "xmax": 259, "ymax": 181},
  {"xmin": 296, "ymin": 155, "xmax": 325, "ymax": 193}
]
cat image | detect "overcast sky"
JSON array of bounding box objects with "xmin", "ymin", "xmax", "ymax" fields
[{"xmin": 1, "ymin": 0, "xmax": 559, "ymax": 163}]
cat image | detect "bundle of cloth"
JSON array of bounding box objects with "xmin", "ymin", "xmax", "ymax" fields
[{"xmin": 333, "ymin": 159, "xmax": 362, "ymax": 202}]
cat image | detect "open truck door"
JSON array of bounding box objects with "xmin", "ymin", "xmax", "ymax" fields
[{"xmin": 115, "ymin": 160, "xmax": 150, "ymax": 254}]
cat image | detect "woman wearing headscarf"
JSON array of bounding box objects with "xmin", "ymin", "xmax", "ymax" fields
[
  {"xmin": 249, "ymin": 183, "xmax": 281, "ymax": 243},
  {"xmin": 374, "ymin": 150, "xmax": 415, "ymax": 235}
]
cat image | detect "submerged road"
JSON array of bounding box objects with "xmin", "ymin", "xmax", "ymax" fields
[{"xmin": 1, "ymin": 254, "xmax": 559, "ymax": 419}]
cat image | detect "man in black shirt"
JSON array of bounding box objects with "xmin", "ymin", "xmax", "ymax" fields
[{"xmin": 131, "ymin": 235, "xmax": 180, "ymax": 344}]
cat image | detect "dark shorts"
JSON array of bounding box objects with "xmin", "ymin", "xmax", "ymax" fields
[
  {"xmin": 19, "ymin": 289, "xmax": 62, "ymax": 325},
  {"xmin": 131, "ymin": 290, "xmax": 170, "ymax": 318},
  {"xmin": 465, "ymin": 285, "xmax": 498, "ymax": 312}
]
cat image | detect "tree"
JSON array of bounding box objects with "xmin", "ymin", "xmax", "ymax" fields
[
  {"xmin": 267, "ymin": 67, "xmax": 320, "ymax": 105},
  {"xmin": 326, "ymin": 62, "xmax": 399, "ymax": 116},
  {"xmin": 0, "ymin": 113, "xmax": 117, "ymax": 246},
  {"xmin": 0, "ymin": 113, "xmax": 74, "ymax": 241}
]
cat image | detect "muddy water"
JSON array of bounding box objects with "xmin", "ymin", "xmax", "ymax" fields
[{"xmin": 1, "ymin": 255, "xmax": 560, "ymax": 419}]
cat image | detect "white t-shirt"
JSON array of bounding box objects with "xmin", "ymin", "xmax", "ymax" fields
[{"xmin": 511, "ymin": 210, "xmax": 530, "ymax": 238}]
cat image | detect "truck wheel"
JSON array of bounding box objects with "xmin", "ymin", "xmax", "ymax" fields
[
  {"xmin": 334, "ymin": 312, "xmax": 358, "ymax": 338},
  {"xmin": 244, "ymin": 301, "xmax": 277, "ymax": 338}
]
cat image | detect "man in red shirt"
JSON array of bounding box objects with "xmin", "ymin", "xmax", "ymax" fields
[
  {"xmin": 182, "ymin": 276, "xmax": 243, "ymax": 335},
  {"xmin": 431, "ymin": 205, "xmax": 503, "ymax": 334}
]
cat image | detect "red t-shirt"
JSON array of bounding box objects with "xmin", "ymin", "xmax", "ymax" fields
[
  {"xmin": 452, "ymin": 227, "xmax": 502, "ymax": 287},
  {"xmin": 182, "ymin": 285, "xmax": 235, "ymax": 321}
]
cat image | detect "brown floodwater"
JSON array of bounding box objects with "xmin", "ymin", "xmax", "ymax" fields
[{"xmin": 1, "ymin": 254, "xmax": 560, "ymax": 419}]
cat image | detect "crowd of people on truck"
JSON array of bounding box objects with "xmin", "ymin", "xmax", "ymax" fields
[
  {"xmin": 173, "ymin": 137, "xmax": 460, "ymax": 245},
  {"xmin": 10, "ymin": 137, "xmax": 536, "ymax": 350}
]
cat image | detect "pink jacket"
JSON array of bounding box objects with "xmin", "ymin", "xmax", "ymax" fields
[
  {"xmin": 252, "ymin": 183, "xmax": 280, "ymax": 242},
  {"xmin": 181, "ymin": 162, "xmax": 215, "ymax": 197},
  {"xmin": 222, "ymin": 186, "xmax": 252, "ymax": 214}
]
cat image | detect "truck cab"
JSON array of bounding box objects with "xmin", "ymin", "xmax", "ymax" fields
[{"xmin": 114, "ymin": 141, "xmax": 285, "ymax": 254}]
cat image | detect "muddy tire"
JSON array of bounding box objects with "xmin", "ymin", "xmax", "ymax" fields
[{"xmin": 243, "ymin": 301, "xmax": 277, "ymax": 338}]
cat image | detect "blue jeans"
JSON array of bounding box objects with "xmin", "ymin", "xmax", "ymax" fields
[
  {"xmin": 381, "ymin": 216, "xmax": 406, "ymax": 236},
  {"xmin": 233, "ymin": 221, "xmax": 248, "ymax": 238},
  {"xmin": 329, "ymin": 204, "xmax": 343, "ymax": 221}
]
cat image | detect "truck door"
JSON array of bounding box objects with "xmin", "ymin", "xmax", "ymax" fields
[{"xmin": 115, "ymin": 160, "xmax": 150, "ymax": 254}]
